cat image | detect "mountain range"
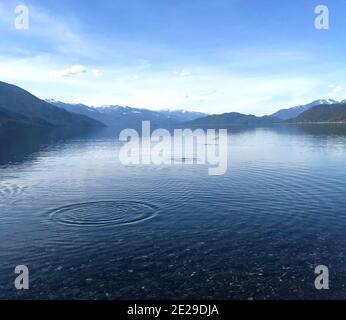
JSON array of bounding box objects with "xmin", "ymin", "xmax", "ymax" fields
[
  {"xmin": 184, "ymin": 99, "xmax": 346, "ymax": 127},
  {"xmin": 271, "ymin": 99, "xmax": 338, "ymax": 120},
  {"xmin": 185, "ymin": 112, "xmax": 280, "ymax": 127},
  {"xmin": 46, "ymin": 100, "xmax": 207, "ymax": 130},
  {"xmin": 2, "ymin": 81, "xmax": 346, "ymax": 135}
]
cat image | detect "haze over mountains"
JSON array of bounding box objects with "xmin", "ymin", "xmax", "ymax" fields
[
  {"xmin": 2, "ymin": 81, "xmax": 346, "ymax": 136},
  {"xmin": 185, "ymin": 112, "xmax": 280, "ymax": 127},
  {"xmin": 185, "ymin": 99, "xmax": 346, "ymax": 126},
  {"xmin": 47, "ymin": 100, "xmax": 207, "ymax": 130},
  {"xmin": 49, "ymin": 96, "xmax": 346, "ymax": 128}
]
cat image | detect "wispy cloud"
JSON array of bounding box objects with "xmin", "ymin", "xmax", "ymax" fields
[
  {"xmin": 0, "ymin": 1, "xmax": 341, "ymax": 115},
  {"xmin": 329, "ymin": 84, "xmax": 343, "ymax": 94},
  {"xmin": 52, "ymin": 64, "xmax": 86, "ymax": 77},
  {"xmin": 91, "ymin": 69, "xmax": 103, "ymax": 77},
  {"xmin": 174, "ymin": 69, "xmax": 192, "ymax": 77}
]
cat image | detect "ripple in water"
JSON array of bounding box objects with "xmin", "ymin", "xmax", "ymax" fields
[
  {"xmin": 0, "ymin": 182, "xmax": 27, "ymax": 199},
  {"xmin": 48, "ymin": 201, "xmax": 158, "ymax": 227}
]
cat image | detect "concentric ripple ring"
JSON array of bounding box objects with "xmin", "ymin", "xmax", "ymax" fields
[{"xmin": 48, "ymin": 200, "xmax": 158, "ymax": 227}]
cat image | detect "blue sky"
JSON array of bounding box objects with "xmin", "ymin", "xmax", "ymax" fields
[{"xmin": 0, "ymin": 0, "xmax": 345, "ymax": 114}]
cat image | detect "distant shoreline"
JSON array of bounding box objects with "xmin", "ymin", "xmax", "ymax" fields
[{"xmin": 287, "ymin": 121, "xmax": 346, "ymax": 124}]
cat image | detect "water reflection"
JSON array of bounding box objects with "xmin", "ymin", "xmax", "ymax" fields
[{"xmin": 1, "ymin": 124, "xmax": 346, "ymax": 299}]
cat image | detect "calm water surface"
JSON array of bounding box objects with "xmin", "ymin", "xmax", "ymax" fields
[{"xmin": 0, "ymin": 125, "xmax": 346, "ymax": 299}]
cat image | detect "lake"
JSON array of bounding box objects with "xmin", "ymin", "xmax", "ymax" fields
[{"xmin": 0, "ymin": 124, "xmax": 346, "ymax": 299}]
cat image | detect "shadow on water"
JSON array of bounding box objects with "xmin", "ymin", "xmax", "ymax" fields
[
  {"xmin": 0, "ymin": 125, "xmax": 104, "ymax": 167},
  {"xmin": 287, "ymin": 123, "xmax": 346, "ymax": 137}
]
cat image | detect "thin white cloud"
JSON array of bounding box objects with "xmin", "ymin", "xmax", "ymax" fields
[
  {"xmin": 52, "ymin": 64, "xmax": 86, "ymax": 77},
  {"xmin": 175, "ymin": 69, "xmax": 192, "ymax": 77},
  {"xmin": 91, "ymin": 69, "xmax": 103, "ymax": 77},
  {"xmin": 0, "ymin": 52, "xmax": 323, "ymax": 115},
  {"xmin": 0, "ymin": 2, "xmax": 335, "ymax": 115},
  {"xmin": 329, "ymin": 84, "xmax": 343, "ymax": 94}
]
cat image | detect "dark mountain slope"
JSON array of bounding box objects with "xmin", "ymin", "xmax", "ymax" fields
[
  {"xmin": 185, "ymin": 112, "xmax": 280, "ymax": 127},
  {"xmin": 290, "ymin": 103, "xmax": 346, "ymax": 123},
  {"xmin": 272, "ymin": 99, "xmax": 338, "ymax": 120},
  {"xmin": 0, "ymin": 81, "xmax": 104, "ymax": 128}
]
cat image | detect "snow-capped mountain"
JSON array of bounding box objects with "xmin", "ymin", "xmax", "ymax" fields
[
  {"xmin": 272, "ymin": 99, "xmax": 339, "ymax": 120},
  {"xmin": 158, "ymin": 109, "xmax": 208, "ymax": 122},
  {"xmin": 46, "ymin": 100, "xmax": 208, "ymax": 129}
]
